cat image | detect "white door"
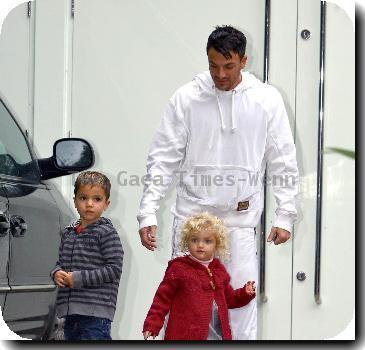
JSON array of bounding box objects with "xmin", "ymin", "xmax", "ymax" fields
[
  {"xmin": 70, "ymin": 0, "xmax": 267, "ymax": 339},
  {"xmin": 291, "ymin": 0, "xmax": 355, "ymax": 339},
  {"xmin": 263, "ymin": 0, "xmax": 354, "ymax": 340}
]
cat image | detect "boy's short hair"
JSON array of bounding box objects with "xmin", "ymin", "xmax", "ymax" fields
[
  {"xmin": 74, "ymin": 171, "xmax": 111, "ymax": 199},
  {"xmin": 180, "ymin": 212, "xmax": 229, "ymax": 260}
]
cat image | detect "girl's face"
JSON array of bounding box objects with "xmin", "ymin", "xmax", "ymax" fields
[{"xmin": 188, "ymin": 227, "xmax": 217, "ymax": 261}]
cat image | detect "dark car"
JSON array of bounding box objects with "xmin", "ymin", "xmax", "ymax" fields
[{"xmin": 0, "ymin": 94, "xmax": 94, "ymax": 339}]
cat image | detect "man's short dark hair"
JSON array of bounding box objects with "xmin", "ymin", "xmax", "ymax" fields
[{"xmin": 206, "ymin": 25, "xmax": 247, "ymax": 59}]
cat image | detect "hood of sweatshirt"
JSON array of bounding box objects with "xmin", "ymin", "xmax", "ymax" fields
[
  {"xmin": 67, "ymin": 217, "xmax": 115, "ymax": 232},
  {"xmin": 192, "ymin": 71, "xmax": 261, "ymax": 132}
]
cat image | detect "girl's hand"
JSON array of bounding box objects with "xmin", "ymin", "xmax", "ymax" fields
[
  {"xmin": 245, "ymin": 281, "xmax": 256, "ymax": 296},
  {"xmin": 143, "ymin": 331, "xmax": 156, "ymax": 340},
  {"xmin": 54, "ymin": 270, "xmax": 69, "ymax": 288}
]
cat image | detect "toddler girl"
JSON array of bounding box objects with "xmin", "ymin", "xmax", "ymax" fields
[{"xmin": 143, "ymin": 212, "xmax": 256, "ymax": 340}]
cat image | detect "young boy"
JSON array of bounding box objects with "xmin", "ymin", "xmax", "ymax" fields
[{"xmin": 51, "ymin": 171, "xmax": 124, "ymax": 340}]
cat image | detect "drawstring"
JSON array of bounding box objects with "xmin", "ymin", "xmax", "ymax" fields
[
  {"xmin": 215, "ymin": 87, "xmax": 237, "ymax": 132},
  {"xmin": 215, "ymin": 91, "xmax": 226, "ymax": 131},
  {"xmin": 231, "ymin": 90, "xmax": 237, "ymax": 132}
]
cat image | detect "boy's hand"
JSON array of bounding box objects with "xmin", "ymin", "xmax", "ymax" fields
[
  {"xmin": 63, "ymin": 272, "xmax": 74, "ymax": 288},
  {"xmin": 54, "ymin": 270, "xmax": 69, "ymax": 288},
  {"xmin": 139, "ymin": 225, "xmax": 157, "ymax": 251},
  {"xmin": 143, "ymin": 331, "xmax": 156, "ymax": 340},
  {"xmin": 245, "ymin": 281, "xmax": 256, "ymax": 296}
]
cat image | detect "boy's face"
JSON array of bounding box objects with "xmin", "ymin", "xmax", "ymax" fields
[
  {"xmin": 188, "ymin": 227, "xmax": 217, "ymax": 261},
  {"xmin": 74, "ymin": 184, "xmax": 110, "ymax": 228}
]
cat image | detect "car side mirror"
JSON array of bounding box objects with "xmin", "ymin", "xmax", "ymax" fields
[
  {"xmin": 54, "ymin": 139, "xmax": 94, "ymax": 170},
  {"xmin": 38, "ymin": 138, "xmax": 94, "ymax": 180}
]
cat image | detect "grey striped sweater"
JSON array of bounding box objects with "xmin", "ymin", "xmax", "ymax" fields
[{"xmin": 51, "ymin": 217, "xmax": 124, "ymax": 321}]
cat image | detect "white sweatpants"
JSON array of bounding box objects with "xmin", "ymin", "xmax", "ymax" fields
[{"xmin": 171, "ymin": 219, "xmax": 258, "ymax": 340}]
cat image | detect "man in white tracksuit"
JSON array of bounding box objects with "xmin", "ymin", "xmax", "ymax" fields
[{"xmin": 137, "ymin": 25, "xmax": 298, "ymax": 340}]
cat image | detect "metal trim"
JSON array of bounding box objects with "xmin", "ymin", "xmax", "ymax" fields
[
  {"xmin": 0, "ymin": 286, "xmax": 11, "ymax": 293},
  {"xmin": 27, "ymin": 1, "xmax": 31, "ymax": 17},
  {"xmin": 314, "ymin": 0, "xmax": 326, "ymax": 305},
  {"xmin": 259, "ymin": 0, "xmax": 270, "ymax": 304},
  {"xmin": 8, "ymin": 284, "xmax": 56, "ymax": 293},
  {"xmin": 263, "ymin": 0, "xmax": 270, "ymax": 84},
  {"xmin": 71, "ymin": 0, "xmax": 75, "ymax": 17}
]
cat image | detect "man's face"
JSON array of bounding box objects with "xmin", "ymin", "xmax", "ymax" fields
[{"xmin": 208, "ymin": 47, "xmax": 247, "ymax": 91}]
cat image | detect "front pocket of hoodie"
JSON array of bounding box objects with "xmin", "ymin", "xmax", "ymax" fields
[{"xmin": 181, "ymin": 165, "xmax": 262, "ymax": 211}]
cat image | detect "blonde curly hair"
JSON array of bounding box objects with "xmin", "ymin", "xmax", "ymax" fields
[{"xmin": 179, "ymin": 212, "xmax": 230, "ymax": 261}]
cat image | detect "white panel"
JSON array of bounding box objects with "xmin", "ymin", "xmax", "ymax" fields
[
  {"xmin": 291, "ymin": 0, "xmax": 321, "ymax": 339},
  {"xmin": 326, "ymin": 0, "xmax": 355, "ymax": 26},
  {"xmin": 71, "ymin": 0, "xmax": 265, "ymax": 339},
  {"xmin": 259, "ymin": 0, "xmax": 298, "ymax": 340},
  {"xmin": 292, "ymin": 1, "xmax": 355, "ymax": 339},
  {"xmin": 317, "ymin": 1, "xmax": 355, "ymax": 338},
  {"xmin": 0, "ymin": 3, "xmax": 32, "ymax": 134},
  {"xmin": 32, "ymin": 0, "xmax": 73, "ymax": 156},
  {"xmin": 32, "ymin": 0, "xmax": 74, "ymax": 202}
]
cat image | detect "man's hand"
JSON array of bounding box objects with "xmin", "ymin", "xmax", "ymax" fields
[
  {"xmin": 54, "ymin": 270, "xmax": 69, "ymax": 288},
  {"xmin": 267, "ymin": 227, "xmax": 291, "ymax": 245},
  {"xmin": 139, "ymin": 225, "xmax": 157, "ymax": 251},
  {"xmin": 63, "ymin": 272, "xmax": 74, "ymax": 288}
]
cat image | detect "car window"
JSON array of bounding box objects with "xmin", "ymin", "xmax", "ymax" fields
[{"xmin": 0, "ymin": 99, "xmax": 39, "ymax": 181}]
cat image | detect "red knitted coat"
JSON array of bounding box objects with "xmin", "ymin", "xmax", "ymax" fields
[{"xmin": 143, "ymin": 256, "xmax": 255, "ymax": 340}]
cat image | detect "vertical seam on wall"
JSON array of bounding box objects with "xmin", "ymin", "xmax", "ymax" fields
[
  {"xmin": 69, "ymin": 0, "xmax": 75, "ymax": 208},
  {"xmin": 259, "ymin": 0, "xmax": 270, "ymax": 310},
  {"xmin": 290, "ymin": 0, "xmax": 299, "ymax": 341},
  {"xmin": 64, "ymin": 0, "xmax": 74, "ymax": 139},
  {"xmin": 62, "ymin": 0, "xmax": 75, "ymax": 208},
  {"xmin": 293, "ymin": 0, "xmax": 299, "ymax": 145},
  {"xmin": 28, "ymin": 0, "xmax": 35, "ymax": 147}
]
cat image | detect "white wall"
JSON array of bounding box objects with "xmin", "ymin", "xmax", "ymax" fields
[{"xmin": 69, "ymin": 0, "xmax": 265, "ymax": 339}]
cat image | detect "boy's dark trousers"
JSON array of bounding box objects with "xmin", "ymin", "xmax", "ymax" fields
[{"xmin": 63, "ymin": 314, "xmax": 112, "ymax": 340}]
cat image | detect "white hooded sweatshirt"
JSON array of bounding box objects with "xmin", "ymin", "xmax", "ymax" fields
[{"xmin": 138, "ymin": 71, "xmax": 298, "ymax": 232}]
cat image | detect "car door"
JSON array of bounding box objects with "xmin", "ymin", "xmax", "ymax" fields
[
  {"xmin": 2, "ymin": 184, "xmax": 61, "ymax": 339},
  {"xmin": 0, "ymin": 98, "xmax": 61, "ymax": 339},
  {"xmin": 0, "ymin": 186, "xmax": 10, "ymax": 311}
]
